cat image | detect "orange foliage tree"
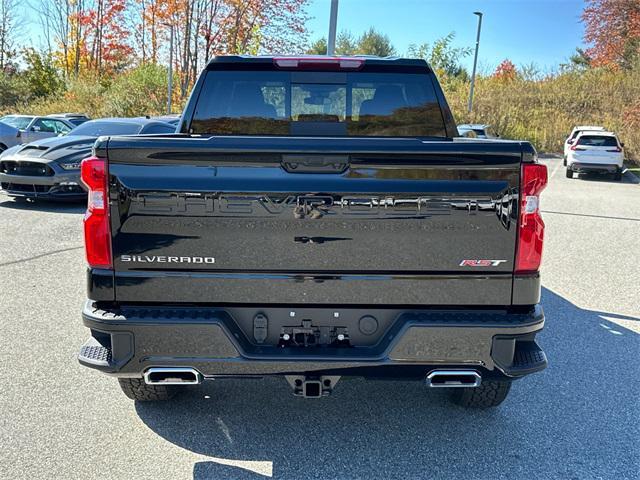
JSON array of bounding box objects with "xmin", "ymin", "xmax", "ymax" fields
[
  {"xmin": 493, "ymin": 59, "xmax": 517, "ymax": 81},
  {"xmin": 75, "ymin": 0, "xmax": 133, "ymax": 74},
  {"xmin": 46, "ymin": 0, "xmax": 308, "ymax": 83},
  {"xmin": 129, "ymin": 0, "xmax": 308, "ymax": 97},
  {"xmin": 55, "ymin": 0, "xmax": 133, "ymax": 77},
  {"xmin": 582, "ymin": 0, "xmax": 640, "ymax": 69}
]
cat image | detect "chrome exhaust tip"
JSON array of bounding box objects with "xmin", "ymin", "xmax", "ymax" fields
[
  {"xmin": 144, "ymin": 367, "xmax": 202, "ymax": 385},
  {"xmin": 426, "ymin": 370, "xmax": 481, "ymax": 388}
]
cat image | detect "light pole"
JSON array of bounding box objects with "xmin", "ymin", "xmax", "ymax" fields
[
  {"xmin": 164, "ymin": 23, "xmax": 174, "ymax": 115},
  {"xmin": 327, "ymin": 0, "xmax": 339, "ymax": 55},
  {"xmin": 467, "ymin": 11, "xmax": 483, "ymax": 113}
]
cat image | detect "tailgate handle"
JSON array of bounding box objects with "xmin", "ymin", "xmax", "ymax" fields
[{"xmin": 281, "ymin": 155, "xmax": 350, "ymax": 174}]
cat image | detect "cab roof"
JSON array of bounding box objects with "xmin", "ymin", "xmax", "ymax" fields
[
  {"xmin": 573, "ymin": 125, "xmax": 605, "ymax": 131},
  {"xmin": 576, "ymin": 130, "xmax": 616, "ymax": 137},
  {"xmin": 206, "ymin": 55, "xmax": 432, "ymax": 72}
]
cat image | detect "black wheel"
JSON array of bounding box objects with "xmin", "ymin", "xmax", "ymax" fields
[
  {"xmin": 118, "ymin": 378, "xmax": 177, "ymax": 401},
  {"xmin": 563, "ymin": 156, "xmax": 567, "ymax": 166},
  {"xmin": 613, "ymin": 170, "xmax": 622, "ymax": 181},
  {"xmin": 450, "ymin": 380, "xmax": 512, "ymax": 408},
  {"xmin": 565, "ymin": 168, "xmax": 573, "ymax": 178}
]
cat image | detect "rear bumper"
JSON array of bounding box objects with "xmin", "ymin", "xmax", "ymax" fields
[
  {"xmin": 79, "ymin": 300, "xmax": 547, "ymax": 381},
  {"xmin": 568, "ymin": 162, "xmax": 621, "ymax": 173}
]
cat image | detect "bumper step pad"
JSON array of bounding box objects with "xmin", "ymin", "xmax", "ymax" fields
[
  {"xmin": 507, "ymin": 341, "xmax": 547, "ymax": 376},
  {"xmin": 78, "ymin": 337, "xmax": 114, "ymax": 369}
]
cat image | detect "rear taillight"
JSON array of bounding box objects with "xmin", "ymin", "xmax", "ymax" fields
[
  {"xmin": 273, "ymin": 56, "xmax": 364, "ymax": 70},
  {"xmin": 606, "ymin": 146, "xmax": 622, "ymax": 152},
  {"xmin": 80, "ymin": 156, "xmax": 112, "ymax": 269},
  {"xmin": 515, "ymin": 163, "xmax": 547, "ymax": 274},
  {"xmin": 570, "ymin": 145, "xmax": 585, "ymax": 151}
]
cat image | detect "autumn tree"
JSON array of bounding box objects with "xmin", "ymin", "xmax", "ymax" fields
[
  {"xmin": 130, "ymin": 0, "xmax": 165, "ymax": 64},
  {"xmin": 493, "ymin": 59, "xmax": 517, "ymax": 81},
  {"xmin": 128, "ymin": 0, "xmax": 308, "ymax": 98},
  {"xmin": 66, "ymin": 0, "xmax": 132, "ymax": 76},
  {"xmin": 35, "ymin": 0, "xmax": 307, "ymax": 87},
  {"xmin": 0, "ymin": 0, "xmax": 19, "ymax": 71},
  {"xmin": 582, "ymin": 0, "xmax": 640, "ymax": 69},
  {"xmin": 36, "ymin": 0, "xmax": 90, "ymax": 78}
]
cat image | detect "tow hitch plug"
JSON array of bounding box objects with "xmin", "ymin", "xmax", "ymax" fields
[{"xmin": 285, "ymin": 375, "xmax": 341, "ymax": 398}]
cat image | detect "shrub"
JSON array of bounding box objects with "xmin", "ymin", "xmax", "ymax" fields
[
  {"xmin": 445, "ymin": 64, "xmax": 640, "ymax": 164},
  {"xmin": 23, "ymin": 77, "xmax": 108, "ymax": 117},
  {"xmin": 103, "ymin": 63, "xmax": 170, "ymax": 117},
  {"xmin": 0, "ymin": 73, "xmax": 30, "ymax": 112}
]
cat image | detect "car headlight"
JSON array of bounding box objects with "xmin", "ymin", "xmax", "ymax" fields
[{"xmin": 59, "ymin": 162, "xmax": 82, "ymax": 170}]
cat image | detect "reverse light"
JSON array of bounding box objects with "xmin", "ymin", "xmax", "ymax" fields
[
  {"xmin": 80, "ymin": 156, "xmax": 112, "ymax": 269},
  {"xmin": 273, "ymin": 56, "xmax": 364, "ymax": 70},
  {"xmin": 515, "ymin": 162, "xmax": 547, "ymax": 274}
]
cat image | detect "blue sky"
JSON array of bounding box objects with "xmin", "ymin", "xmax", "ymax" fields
[{"xmin": 306, "ymin": 0, "xmax": 588, "ymax": 73}]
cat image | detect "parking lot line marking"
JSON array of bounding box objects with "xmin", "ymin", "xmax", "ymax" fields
[
  {"xmin": 0, "ymin": 246, "xmax": 83, "ymax": 268},
  {"xmin": 549, "ymin": 158, "xmax": 562, "ymax": 178},
  {"xmin": 541, "ymin": 210, "xmax": 640, "ymax": 222}
]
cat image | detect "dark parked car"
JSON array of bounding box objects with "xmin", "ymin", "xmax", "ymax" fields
[
  {"xmin": 0, "ymin": 117, "xmax": 175, "ymax": 201},
  {"xmin": 148, "ymin": 114, "xmax": 181, "ymax": 127},
  {"xmin": 47, "ymin": 113, "xmax": 91, "ymax": 126},
  {"xmin": 78, "ymin": 56, "xmax": 548, "ymax": 408}
]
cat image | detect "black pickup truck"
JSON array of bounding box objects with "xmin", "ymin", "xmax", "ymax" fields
[{"xmin": 78, "ymin": 55, "xmax": 548, "ymax": 408}]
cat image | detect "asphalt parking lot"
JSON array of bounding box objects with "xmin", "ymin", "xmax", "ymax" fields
[{"xmin": 0, "ymin": 155, "xmax": 638, "ymax": 480}]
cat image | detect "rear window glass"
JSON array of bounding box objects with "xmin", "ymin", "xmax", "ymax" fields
[
  {"xmin": 190, "ymin": 71, "xmax": 446, "ymax": 137},
  {"xmin": 1, "ymin": 116, "xmax": 33, "ymax": 130},
  {"xmin": 577, "ymin": 135, "xmax": 618, "ymax": 147}
]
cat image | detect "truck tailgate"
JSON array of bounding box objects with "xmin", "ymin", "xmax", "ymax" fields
[{"xmin": 104, "ymin": 136, "xmax": 521, "ymax": 305}]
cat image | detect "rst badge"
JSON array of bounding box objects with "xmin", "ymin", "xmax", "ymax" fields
[{"xmin": 459, "ymin": 259, "xmax": 508, "ymax": 267}]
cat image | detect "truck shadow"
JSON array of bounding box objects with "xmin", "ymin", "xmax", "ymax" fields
[
  {"xmin": 574, "ymin": 170, "xmax": 640, "ymax": 185},
  {"xmin": 134, "ymin": 288, "xmax": 639, "ymax": 480}
]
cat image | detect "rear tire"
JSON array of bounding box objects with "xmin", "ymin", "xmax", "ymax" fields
[
  {"xmin": 450, "ymin": 380, "xmax": 512, "ymax": 408},
  {"xmin": 118, "ymin": 378, "xmax": 177, "ymax": 401},
  {"xmin": 563, "ymin": 156, "xmax": 567, "ymax": 166},
  {"xmin": 565, "ymin": 168, "xmax": 573, "ymax": 178},
  {"xmin": 613, "ymin": 170, "xmax": 622, "ymax": 181}
]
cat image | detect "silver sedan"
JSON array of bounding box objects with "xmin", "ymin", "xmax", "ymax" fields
[{"xmin": 0, "ymin": 115, "xmax": 75, "ymax": 149}]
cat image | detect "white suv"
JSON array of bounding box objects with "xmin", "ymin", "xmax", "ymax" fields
[
  {"xmin": 564, "ymin": 126, "xmax": 605, "ymax": 165},
  {"xmin": 566, "ymin": 131, "xmax": 624, "ymax": 180}
]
